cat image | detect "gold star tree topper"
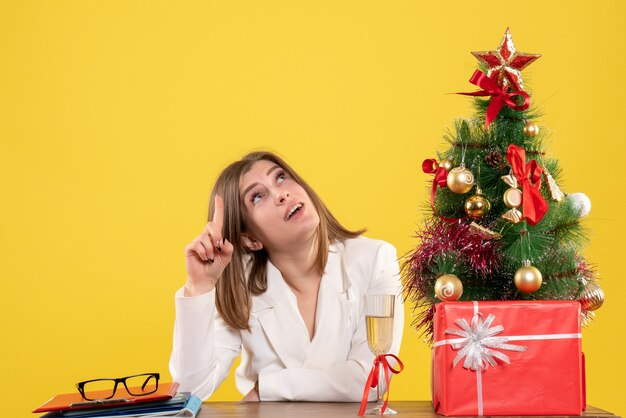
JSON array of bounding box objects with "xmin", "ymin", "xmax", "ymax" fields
[{"xmin": 472, "ymin": 28, "xmax": 541, "ymax": 92}]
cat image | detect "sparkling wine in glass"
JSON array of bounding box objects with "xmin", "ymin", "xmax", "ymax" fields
[{"xmin": 364, "ymin": 294, "xmax": 396, "ymax": 415}]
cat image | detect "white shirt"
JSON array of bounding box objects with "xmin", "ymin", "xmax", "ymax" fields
[{"xmin": 169, "ymin": 236, "xmax": 404, "ymax": 401}]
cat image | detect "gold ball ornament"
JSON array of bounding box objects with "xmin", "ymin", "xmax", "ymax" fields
[
  {"xmin": 446, "ymin": 163, "xmax": 475, "ymax": 194},
  {"xmin": 464, "ymin": 188, "xmax": 491, "ymax": 219},
  {"xmin": 579, "ymin": 281, "xmax": 604, "ymax": 311},
  {"xmin": 439, "ymin": 159, "xmax": 454, "ymax": 172},
  {"xmin": 434, "ymin": 274, "xmax": 463, "ymax": 301},
  {"xmin": 523, "ymin": 122, "xmax": 540, "ymax": 137},
  {"xmin": 503, "ymin": 187, "xmax": 523, "ymax": 208},
  {"xmin": 514, "ymin": 261, "xmax": 543, "ymax": 293}
]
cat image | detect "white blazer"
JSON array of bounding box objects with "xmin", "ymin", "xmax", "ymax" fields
[{"xmin": 169, "ymin": 236, "xmax": 404, "ymax": 401}]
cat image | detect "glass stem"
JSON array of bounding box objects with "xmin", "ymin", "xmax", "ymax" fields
[{"xmin": 376, "ymin": 364, "xmax": 385, "ymax": 407}]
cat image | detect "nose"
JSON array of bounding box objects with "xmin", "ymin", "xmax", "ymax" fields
[{"xmin": 276, "ymin": 190, "xmax": 290, "ymax": 204}]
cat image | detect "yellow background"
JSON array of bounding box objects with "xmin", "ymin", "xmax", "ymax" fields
[{"xmin": 2, "ymin": 1, "xmax": 625, "ymax": 417}]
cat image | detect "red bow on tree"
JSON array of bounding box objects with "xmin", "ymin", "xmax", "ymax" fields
[
  {"xmin": 458, "ymin": 70, "xmax": 530, "ymax": 131},
  {"xmin": 422, "ymin": 159, "xmax": 463, "ymax": 223},
  {"xmin": 506, "ymin": 144, "xmax": 548, "ymax": 226},
  {"xmin": 422, "ymin": 159, "xmax": 448, "ymax": 189}
]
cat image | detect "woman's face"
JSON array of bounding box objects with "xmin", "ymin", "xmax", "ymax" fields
[{"xmin": 239, "ymin": 160, "xmax": 320, "ymax": 252}]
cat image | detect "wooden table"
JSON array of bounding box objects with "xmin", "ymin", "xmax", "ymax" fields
[{"xmin": 198, "ymin": 401, "xmax": 619, "ymax": 418}]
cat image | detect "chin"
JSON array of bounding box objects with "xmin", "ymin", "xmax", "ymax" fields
[{"xmin": 284, "ymin": 217, "xmax": 319, "ymax": 244}]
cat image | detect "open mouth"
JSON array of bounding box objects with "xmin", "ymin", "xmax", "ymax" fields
[{"xmin": 285, "ymin": 203, "xmax": 304, "ymax": 221}]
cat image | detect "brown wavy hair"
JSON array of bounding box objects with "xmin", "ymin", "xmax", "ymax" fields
[{"xmin": 208, "ymin": 151, "xmax": 365, "ymax": 330}]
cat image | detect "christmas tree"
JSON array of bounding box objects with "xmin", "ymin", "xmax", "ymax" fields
[{"xmin": 403, "ymin": 28, "xmax": 604, "ymax": 342}]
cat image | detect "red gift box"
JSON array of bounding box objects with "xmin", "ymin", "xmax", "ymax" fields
[{"xmin": 432, "ymin": 301, "xmax": 585, "ymax": 416}]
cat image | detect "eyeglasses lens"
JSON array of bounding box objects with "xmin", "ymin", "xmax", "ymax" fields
[
  {"xmin": 125, "ymin": 374, "xmax": 159, "ymax": 396},
  {"xmin": 82, "ymin": 379, "xmax": 117, "ymax": 400}
]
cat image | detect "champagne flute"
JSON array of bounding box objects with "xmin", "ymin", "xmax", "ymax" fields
[{"xmin": 364, "ymin": 294, "xmax": 396, "ymax": 415}]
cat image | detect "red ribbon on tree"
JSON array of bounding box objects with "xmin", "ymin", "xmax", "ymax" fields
[
  {"xmin": 422, "ymin": 159, "xmax": 463, "ymax": 223},
  {"xmin": 458, "ymin": 70, "xmax": 530, "ymax": 131},
  {"xmin": 423, "ymin": 159, "xmax": 448, "ymax": 190},
  {"xmin": 358, "ymin": 354, "xmax": 404, "ymax": 416},
  {"xmin": 506, "ymin": 144, "xmax": 549, "ymax": 226}
]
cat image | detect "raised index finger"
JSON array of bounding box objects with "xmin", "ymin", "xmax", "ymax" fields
[{"xmin": 212, "ymin": 194, "xmax": 225, "ymax": 233}]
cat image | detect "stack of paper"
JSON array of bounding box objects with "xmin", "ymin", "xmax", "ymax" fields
[{"xmin": 33, "ymin": 382, "xmax": 202, "ymax": 418}]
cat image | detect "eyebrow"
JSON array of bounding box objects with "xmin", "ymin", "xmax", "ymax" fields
[{"xmin": 241, "ymin": 165, "xmax": 281, "ymax": 199}]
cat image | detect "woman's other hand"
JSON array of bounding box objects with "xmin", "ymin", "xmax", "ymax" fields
[{"xmin": 184, "ymin": 195, "xmax": 234, "ymax": 296}]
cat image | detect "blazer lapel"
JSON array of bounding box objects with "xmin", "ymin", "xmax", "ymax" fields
[
  {"xmin": 253, "ymin": 260, "xmax": 311, "ymax": 368},
  {"xmin": 303, "ymin": 242, "xmax": 356, "ymax": 368}
]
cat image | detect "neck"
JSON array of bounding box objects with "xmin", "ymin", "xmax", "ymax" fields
[{"xmin": 268, "ymin": 235, "xmax": 323, "ymax": 293}]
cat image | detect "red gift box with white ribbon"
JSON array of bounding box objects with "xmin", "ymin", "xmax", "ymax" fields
[{"xmin": 432, "ymin": 301, "xmax": 586, "ymax": 416}]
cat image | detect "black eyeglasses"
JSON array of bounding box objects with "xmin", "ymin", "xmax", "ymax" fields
[{"xmin": 76, "ymin": 373, "xmax": 160, "ymax": 401}]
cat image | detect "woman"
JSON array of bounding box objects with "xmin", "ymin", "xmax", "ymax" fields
[{"xmin": 169, "ymin": 151, "xmax": 404, "ymax": 401}]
